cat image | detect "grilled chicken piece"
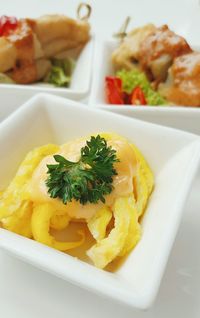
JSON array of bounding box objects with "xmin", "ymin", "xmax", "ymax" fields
[
  {"xmin": 0, "ymin": 20, "xmax": 43, "ymax": 74},
  {"xmin": 112, "ymin": 24, "xmax": 156, "ymax": 71},
  {"xmin": 35, "ymin": 59, "xmax": 52, "ymax": 81},
  {"xmin": 4, "ymin": 19, "xmax": 44, "ymax": 83},
  {"xmin": 8, "ymin": 59, "xmax": 51, "ymax": 84},
  {"xmin": 0, "ymin": 37, "xmax": 17, "ymax": 73},
  {"xmin": 31, "ymin": 15, "xmax": 90, "ymax": 57},
  {"xmin": 112, "ymin": 24, "xmax": 192, "ymax": 83},
  {"xmin": 159, "ymin": 52, "xmax": 200, "ymax": 106},
  {"xmin": 139, "ymin": 25, "xmax": 192, "ymax": 81}
]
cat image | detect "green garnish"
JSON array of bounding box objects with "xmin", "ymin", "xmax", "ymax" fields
[
  {"xmin": 117, "ymin": 69, "xmax": 166, "ymax": 106},
  {"xmin": 45, "ymin": 57, "xmax": 75, "ymax": 87},
  {"xmin": 45, "ymin": 135, "xmax": 119, "ymax": 205}
]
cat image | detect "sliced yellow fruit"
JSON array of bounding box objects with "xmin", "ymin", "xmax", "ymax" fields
[
  {"xmin": 87, "ymin": 206, "xmax": 112, "ymax": 241},
  {"xmin": 87, "ymin": 196, "xmax": 132, "ymax": 269},
  {"xmin": 32, "ymin": 203, "xmax": 85, "ymax": 251}
]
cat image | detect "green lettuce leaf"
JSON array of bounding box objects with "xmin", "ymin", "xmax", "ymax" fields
[
  {"xmin": 45, "ymin": 57, "xmax": 75, "ymax": 87},
  {"xmin": 116, "ymin": 69, "xmax": 166, "ymax": 106}
]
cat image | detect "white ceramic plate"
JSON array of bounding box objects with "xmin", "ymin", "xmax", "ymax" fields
[{"xmin": 0, "ymin": 93, "xmax": 199, "ymax": 310}]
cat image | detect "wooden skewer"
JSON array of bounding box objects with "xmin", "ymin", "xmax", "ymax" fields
[
  {"xmin": 113, "ymin": 16, "xmax": 131, "ymax": 41},
  {"xmin": 77, "ymin": 3, "xmax": 92, "ymax": 21}
]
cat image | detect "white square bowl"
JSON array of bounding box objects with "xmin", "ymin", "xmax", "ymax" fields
[
  {"xmin": 0, "ymin": 38, "xmax": 94, "ymax": 106},
  {"xmin": 89, "ymin": 40, "xmax": 200, "ymax": 134},
  {"xmin": 0, "ymin": 93, "xmax": 200, "ymax": 310}
]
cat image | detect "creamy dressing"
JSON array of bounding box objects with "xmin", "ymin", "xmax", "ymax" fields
[{"xmin": 27, "ymin": 136, "xmax": 137, "ymax": 220}]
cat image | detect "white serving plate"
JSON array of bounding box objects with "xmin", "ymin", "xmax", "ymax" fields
[
  {"xmin": 0, "ymin": 93, "xmax": 200, "ymax": 310},
  {"xmin": 89, "ymin": 40, "xmax": 200, "ymax": 135},
  {"xmin": 0, "ymin": 37, "xmax": 94, "ymax": 114}
]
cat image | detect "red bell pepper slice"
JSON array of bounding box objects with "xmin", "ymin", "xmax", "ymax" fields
[
  {"xmin": 0, "ymin": 16, "xmax": 18, "ymax": 37},
  {"xmin": 131, "ymin": 86, "xmax": 147, "ymax": 105},
  {"xmin": 105, "ymin": 76, "xmax": 124, "ymax": 105}
]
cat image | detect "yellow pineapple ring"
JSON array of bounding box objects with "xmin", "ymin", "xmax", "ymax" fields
[
  {"xmin": 119, "ymin": 195, "xmax": 141, "ymax": 257},
  {"xmin": 50, "ymin": 213, "xmax": 71, "ymax": 230},
  {"xmin": 87, "ymin": 206, "xmax": 112, "ymax": 241},
  {"xmin": 31, "ymin": 203, "xmax": 85, "ymax": 251},
  {"xmin": 1, "ymin": 201, "xmax": 33, "ymax": 238},
  {"xmin": 87, "ymin": 196, "xmax": 133, "ymax": 269},
  {"xmin": 0, "ymin": 144, "xmax": 59, "ymax": 220}
]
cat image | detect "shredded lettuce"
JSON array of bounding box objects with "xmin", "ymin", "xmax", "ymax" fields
[
  {"xmin": 116, "ymin": 69, "xmax": 166, "ymax": 106},
  {"xmin": 45, "ymin": 57, "xmax": 75, "ymax": 87}
]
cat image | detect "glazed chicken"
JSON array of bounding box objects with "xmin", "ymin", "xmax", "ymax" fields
[
  {"xmin": 112, "ymin": 24, "xmax": 156, "ymax": 70},
  {"xmin": 30, "ymin": 15, "xmax": 90, "ymax": 58},
  {"xmin": 159, "ymin": 52, "xmax": 200, "ymax": 107},
  {"xmin": 0, "ymin": 15, "xmax": 90, "ymax": 84},
  {"xmin": 112, "ymin": 24, "xmax": 192, "ymax": 82},
  {"xmin": 139, "ymin": 25, "xmax": 192, "ymax": 82}
]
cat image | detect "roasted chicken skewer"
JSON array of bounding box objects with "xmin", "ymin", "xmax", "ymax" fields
[
  {"xmin": 0, "ymin": 14, "xmax": 90, "ymax": 84},
  {"xmin": 112, "ymin": 24, "xmax": 192, "ymax": 83},
  {"xmin": 111, "ymin": 22, "xmax": 200, "ymax": 106}
]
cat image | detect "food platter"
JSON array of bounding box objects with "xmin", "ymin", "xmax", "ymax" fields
[{"xmin": 0, "ymin": 0, "xmax": 200, "ymax": 317}]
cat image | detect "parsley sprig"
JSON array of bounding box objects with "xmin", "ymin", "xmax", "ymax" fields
[{"xmin": 45, "ymin": 135, "xmax": 119, "ymax": 205}]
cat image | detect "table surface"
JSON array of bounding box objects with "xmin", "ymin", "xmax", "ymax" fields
[{"xmin": 0, "ymin": 1, "xmax": 200, "ymax": 317}]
